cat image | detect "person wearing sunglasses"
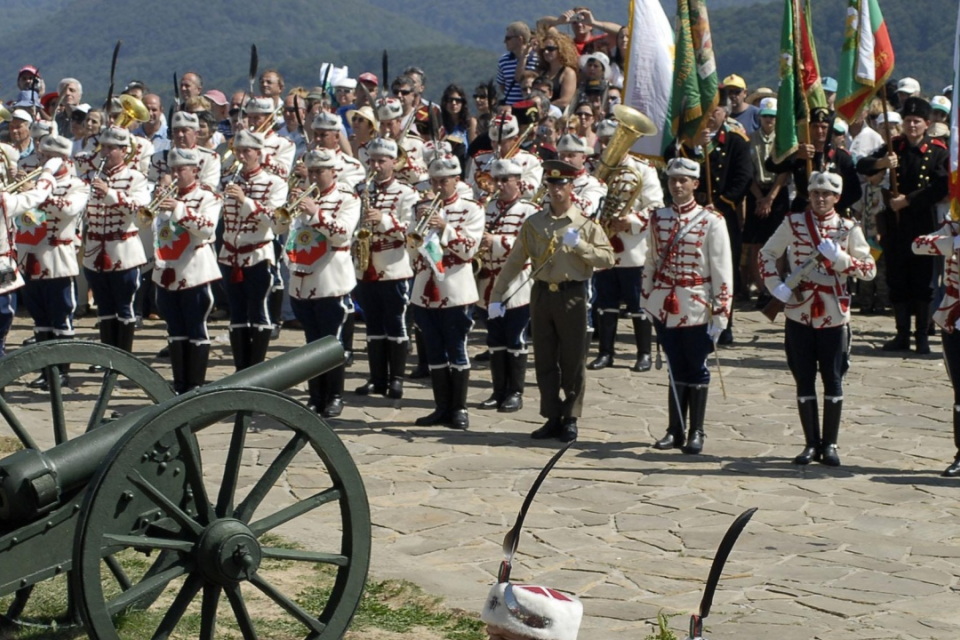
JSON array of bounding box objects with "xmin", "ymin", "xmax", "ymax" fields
[
  {"xmin": 536, "ymin": 30, "xmax": 578, "ymax": 110},
  {"xmin": 440, "ymin": 84, "xmax": 476, "ymax": 156},
  {"xmin": 570, "ymin": 102, "xmax": 598, "ymax": 150}
]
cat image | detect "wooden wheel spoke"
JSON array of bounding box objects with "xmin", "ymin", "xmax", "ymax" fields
[
  {"xmin": 233, "ymin": 433, "xmax": 307, "ymax": 523},
  {"xmin": 175, "ymin": 425, "xmax": 215, "ymax": 525},
  {"xmin": 250, "ymin": 487, "xmax": 341, "ymax": 537},
  {"xmin": 151, "ymin": 572, "xmax": 203, "ymax": 640},
  {"xmin": 217, "ymin": 412, "xmax": 250, "ymax": 518},
  {"xmin": 260, "ymin": 547, "xmax": 348, "ymax": 567},
  {"xmin": 86, "ymin": 370, "xmax": 119, "ymax": 432},
  {"xmin": 224, "ymin": 584, "xmax": 259, "ymax": 640},
  {"xmin": 250, "ymin": 574, "xmax": 325, "ymax": 633},
  {"xmin": 47, "ymin": 365, "xmax": 67, "ymax": 445},
  {"xmin": 106, "ymin": 559, "xmax": 190, "ymax": 616},
  {"xmin": 104, "ymin": 554, "xmax": 133, "ymax": 591},
  {"xmin": 128, "ymin": 470, "xmax": 203, "ymax": 536},
  {"xmin": 103, "ymin": 534, "xmax": 195, "ymax": 554},
  {"xmin": 199, "ymin": 584, "xmax": 222, "ymax": 640},
  {"xmin": 0, "ymin": 393, "xmax": 38, "ymax": 450}
]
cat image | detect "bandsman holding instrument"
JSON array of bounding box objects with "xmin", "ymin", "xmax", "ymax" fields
[
  {"xmin": 140, "ymin": 148, "xmax": 222, "ymax": 394},
  {"xmin": 244, "ymin": 97, "xmax": 296, "ymax": 180},
  {"xmin": 644, "ymin": 158, "xmax": 733, "ymax": 456},
  {"xmin": 557, "ymin": 134, "xmax": 606, "ymax": 219},
  {"xmin": 19, "ymin": 120, "xmax": 58, "ymax": 174},
  {"xmin": 759, "ymin": 171, "xmax": 875, "ymax": 467},
  {"xmin": 217, "ymin": 129, "xmax": 288, "ymax": 370},
  {"xmin": 411, "ymin": 154, "xmax": 484, "ymax": 430},
  {"xmin": 148, "ymin": 111, "xmax": 222, "ymax": 189},
  {"xmin": 309, "ymin": 112, "xmax": 365, "ymax": 189},
  {"xmin": 467, "ymin": 113, "xmax": 543, "ymax": 201},
  {"xmin": 278, "ymin": 149, "xmax": 360, "ymax": 418},
  {"xmin": 475, "ymin": 158, "xmax": 539, "ymax": 413},
  {"xmin": 588, "ymin": 113, "xmax": 664, "ymax": 373},
  {"xmin": 16, "ymin": 136, "xmax": 87, "ymax": 388},
  {"xmin": 108, "ymin": 96, "xmax": 153, "ymax": 175},
  {"xmin": 377, "ymin": 98, "xmax": 428, "ymax": 189},
  {"xmin": 490, "ymin": 160, "xmax": 615, "ymax": 443},
  {"xmin": 0, "ymin": 155, "xmax": 62, "ymax": 360},
  {"xmin": 82, "ymin": 126, "xmax": 151, "ymax": 353},
  {"xmin": 352, "ymin": 138, "xmax": 418, "ymax": 400}
]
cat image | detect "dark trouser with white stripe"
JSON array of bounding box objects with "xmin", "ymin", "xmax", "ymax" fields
[
  {"xmin": 85, "ymin": 267, "xmax": 140, "ymax": 352},
  {"xmin": 355, "ymin": 280, "xmax": 410, "ymax": 392},
  {"xmin": 292, "ymin": 295, "xmax": 351, "ymax": 410},
  {"xmin": 414, "ymin": 305, "xmax": 474, "ymax": 420},
  {"xmin": 221, "ymin": 261, "xmax": 274, "ymax": 370},
  {"xmin": 593, "ymin": 266, "xmax": 650, "ymax": 362},
  {"xmin": 23, "ymin": 275, "xmax": 77, "ymax": 336},
  {"xmin": 0, "ymin": 291, "xmax": 15, "ymax": 358},
  {"xmin": 156, "ymin": 284, "xmax": 215, "ymax": 394},
  {"xmin": 653, "ymin": 321, "xmax": 714, "ymax": 452}
]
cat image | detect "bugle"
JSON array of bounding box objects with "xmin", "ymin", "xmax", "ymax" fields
[
  {"xmin": 407, "ymin": 192, "xmax": 441, "ymax": 247},
  {"xmin": 275, "ymin": 183, "xmax": 319, "ymax": 224},
  {"xmin": 137, "ymin": 179, "xmax": 179, "ymax": 224}
]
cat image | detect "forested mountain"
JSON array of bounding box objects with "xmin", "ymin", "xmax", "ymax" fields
[{"xmin": 0, "ymin": 0, "xmax": 953, "ymax": 109}]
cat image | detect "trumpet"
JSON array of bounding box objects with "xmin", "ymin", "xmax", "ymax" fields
[
  {"xmin": 475, "ymin": 123, "xmax": 537, "ymax": 194},
  {"xmin": 1, "ymin": 167, "xmax": 44, "ymax": 193},
  {"xmin": 407, "ymin": 192, "xmax": 441, "ymax": 247},
  {"xmin": 354, "ymin": 174, "xmax": 377, "ymax": 271},
  {"xmin": 221, "ymin": 102, "xmax": 285, "ymax": 173},
  {"xmin": 275, "ymin": 183, "xmax": 319, "ymax": 224},
  {"xmin": 138, "ymin": 179, "xmax": 179, "ymax": 224}
]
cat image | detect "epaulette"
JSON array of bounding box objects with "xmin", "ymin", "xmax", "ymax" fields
[{"xmin": 931, "ymin": 137, "xmax": 948, "ymax": 150}]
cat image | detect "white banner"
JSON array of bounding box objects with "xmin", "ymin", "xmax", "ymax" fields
[{"xmin": 623, "ymin": 0, "xmax": 675, "ymax": 160}]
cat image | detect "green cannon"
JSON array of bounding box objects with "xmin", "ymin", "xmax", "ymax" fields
[{"xmin": 0, "ymin": 337, "xmax": 370, "ymax": 639}]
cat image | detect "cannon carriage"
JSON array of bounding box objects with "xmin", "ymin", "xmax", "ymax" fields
[{"xmin": 0, "ymin": 337, "xmax": 370, "ymax": 639}]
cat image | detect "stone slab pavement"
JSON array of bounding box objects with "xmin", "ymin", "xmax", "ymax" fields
[{"xmin": 5, "ymin": 305, "xmax": 960, "ymax": 640}]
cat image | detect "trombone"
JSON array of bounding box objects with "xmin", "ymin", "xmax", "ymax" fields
[
  {"xmin": 137, "ymin": 179, "xmax": 179, "ymax": 225},
  {"xmin": 407, "ymin": 192, "xmax": 441, "ymax": 247},
  {"xmin": 275, "ymin": 183, "xmax": 319, "ymax": 224}
]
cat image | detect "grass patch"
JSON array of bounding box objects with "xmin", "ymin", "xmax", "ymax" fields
[
  {"xmin": 644, "ymin": 612, "xmax": 681, "ymax": 640},
  {"xmin": 0, "ymin": 436, "xmax": 23, "ymax": 456}
]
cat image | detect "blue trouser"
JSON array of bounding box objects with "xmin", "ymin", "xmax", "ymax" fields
[
  {"xmin": 291, "ymin": 295, "xmax": 350, "ymax": 346},
  {"xmin": 356, "ymin": 280, "xmax": 410, "ymax": 342},
  {"xmin": 0, "ymin": 291, "xmax": 15, "ymax": 357},
  {"xmin": 156, "ymin": 284, "xmax": 214, "ymax": 343},
  {"xmin": 486, "ymin": 305, "xmax": 530, "ymax": 353},
  {"xmin": 784, "ymin": 320, "xmax": 848, "ymax": 398},
  {"xmin": 85, "ymin": 267, "xmax": 140, "ymax": 323},
  {"xmin": 22, "ymin": 275, "xmax": 77, "ymax": 335},
  {"xmin": 413, "ymin": 305, "xmax": 473, "ymax": 369},
  {"xmin": 594, "ymin": 266, "xmax": 643, "ymax": 316},
  {"xmin": 654, "ymin": 321, "xmax": 713, "ymax": 385},
  {"xmin": 221, "ymin": 261, "xmax": 273, "ymax": 329}
]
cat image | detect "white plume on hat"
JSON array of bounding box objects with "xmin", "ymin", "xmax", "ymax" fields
[
  {"xmin": 666, "ymin": 157, "xmax": 700, "ymax": 178},
  {"xmin": 171, "ymin": 111, "xmax": 200, "ymax": 130},
  {"xmin": 480, "ymin": 583, "xmax": 583, "ymax": 640},
  {"xmin": 168, "ymin": 148, "xmax": 200, "ymax": 168},
  {"xmin": 809, "ymin": 170, "xmax": 842, "ymax": 195},
  {"xmin": 427, "ymin": 154, "xmax": 460, "ymax": 178}
]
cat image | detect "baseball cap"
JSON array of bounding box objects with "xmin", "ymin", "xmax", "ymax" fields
[
  {"xmin": 722, "ymin": 74, "xmax": 747, "ymax": 91},
  {"xmin": 203, "ymin": 90, "xmax": 229, "ymax": 106}
]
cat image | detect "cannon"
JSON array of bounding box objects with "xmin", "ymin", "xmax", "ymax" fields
[{"xmin": 0, "ymin": 337, "xmax": 370, "ymax": 639}]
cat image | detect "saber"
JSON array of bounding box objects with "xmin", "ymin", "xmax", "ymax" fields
[
  {"xmin": 709, "ymin": 314, "xmax": 727, "ymax": 401},
  {"xmin": 105, "ymin": 40, "xmax": 122, "ymax": 111},
  {"xmin": 662, "ymin": 342, "xmax": 688, "ymax": 435}
]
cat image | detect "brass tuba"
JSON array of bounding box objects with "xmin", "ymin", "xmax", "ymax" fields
[
  {"xmin": 113, "ymin": 94, "xmax": 150, "ymax": 165},
  {"xmin": 594, "ymin": 104, "xmax": 658, "ymax": 235}
]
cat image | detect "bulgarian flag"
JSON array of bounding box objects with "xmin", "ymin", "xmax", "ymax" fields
[
  {"xmin": 951, "ymin": 6, "xmax": 960, "ymax": 219},
  {"xmin": 773, "ymin": 0, "xmax": 828, "ymax": 163},
  {"xmin": 836, "ymin": 0, "xmax": 895, "ymax": 123},
  {"xmin": 418, "ymin": 232, "xmax": 445, "ymax": 281}
]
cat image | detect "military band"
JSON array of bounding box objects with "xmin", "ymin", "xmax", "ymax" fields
[
  {"xmin": 467, "ymin": 113, "xmax": 543, "ymax": 201},
  {"xmin": 309, "ymin": 112, "xmax": 365, "ymax": 189},
  {"xmin": 377, "ymin": 98, "xmax": 428, "ymax": 189}
]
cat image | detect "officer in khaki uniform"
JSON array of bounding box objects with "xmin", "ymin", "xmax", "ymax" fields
[{"xmin": 490, "ymin": 160, "xmax": 615, "ymax": 443}]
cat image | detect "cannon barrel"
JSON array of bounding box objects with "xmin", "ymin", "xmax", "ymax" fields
[{"xmin": 0, "ymin": 337, "xmax": 344, "ymax": 523}]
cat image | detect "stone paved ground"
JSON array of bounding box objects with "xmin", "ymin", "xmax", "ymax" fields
[{"xmin": 5, "ymin": 305, "xmax": 960, "ymax": 640}]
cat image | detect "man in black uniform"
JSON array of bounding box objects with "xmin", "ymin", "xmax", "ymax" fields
[
  {"xmin": 665, "ymin": 101, "xmax": 752, "ymax": 345},
  {"xmin": 857, "ymin": 97, "xmax": 949, "ymax": 354}
]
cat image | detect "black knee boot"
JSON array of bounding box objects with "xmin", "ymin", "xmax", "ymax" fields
[
  {"xmin": 587, "ymin": 312, "xmax": 617, "ymax": 370},
  {"xmin": 307, "ymin": 376, "xmax": 327, "ymax": 413},
  {"xmin": 820, "ymin": 396, "xmax": 843, "ymax": 466},
  {"xmin": 914, "ymin": 301, "xmax": 931, "ymax": 355},
  {"xmin": 630, "ymin": 315, "xmax": 652, "ymax": 372},
  {"xmin": 355, "ymin": 339, "xmax": 388, "ymax": 396},
  {"xmin": 882, "ymin": 304, "xmax": 912, "ymax": 351},
  {"xmin": 943, "ymin": 405, "xmax": 960, "ymax": 477},
  {"xmin": 115, "ymin": 320, "xmax": 136, "ymax": 354},
  {"xmin": 342, "ymin": 312, "xmax": 356, "ymax": 367},
  {"xmin": 229, "ymin": 327, "xmax": 251, "ymax": 371},
  {"xmin": 184, "ymin": 342, "xmax": 210, "ymax": 392},
  {"xmin": 499, "ymin": 352, "xmax": 526, "ymax": 413},
  {"xmin": 322, "ymin": 366, "xmax": 345, "ymax": 418},
  {"xmin": 793, "ymin": 396, "xmax": 821, "ymax": 465},
  {"xmin": 409, "ymin": 329, "xmax": 429, "ymax": 379},
  {"xmin": 415, "ymin": 368, "xmax": 452, "ymax": 426},
  {"xmin": 682, "ymin": 384, "xmax": 708, "ymax": 454},
  {"xmin": 387, "ymin": 340, "xmax": 407, "ymax": 399},
  {"xmin": 654, "ymin": 382, "xmax": 687, "ymax": 449},
  {"xmin": 449, "ymin": 368, "xmax": 470, "ymax": 430},
  {"xmin": 268, "ymin": 289, "xmax": 284, "ymax": 339},
  {"xmin": 27, "ymin": 331, "xmax": 54, "ymax": 388},
  {"xmin": 248, "ymin": 327, "xmax": 272, "ymax": 367},
  {"xmin": 168, "ymin": 340, "xmax": 188, "ymax": 395},
  {"xmin": 98, "ymin": 318, "xmax": 118, "ymax": 347},
  {"xmin": 479, "ymin": 350, "xmax": 507, "ymax": 409}
]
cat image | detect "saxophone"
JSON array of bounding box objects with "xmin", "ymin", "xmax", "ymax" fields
[{"xmin": 354, "ymin": 173, "xmax": 377, "ymax": 271}]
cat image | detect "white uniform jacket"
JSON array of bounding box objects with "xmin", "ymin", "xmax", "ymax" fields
[
  {"xmin": 280, "ymin": 183, "xmax": 361, "ymax": 299},
  {"xmin": 261, "ymin": 131, "xmax": 297, "ymax": 180},
  {"xmin": 395, "ymin": 133, "xmax": 428, "ymax": 188},
  {"xmin": 148, "ymin": 146, "xmax": 222, "ymax": 190},
  {"xmin": 601, "ymin": 156, "xmax": 664, "ymax": 269},
  {"xmin": 467, "ymin": 149, "xmax": 543, "ymax": 201},
  {"xmin": 1, "ymin": 173, "xmax": 56, "ymax": 294},
  {"xmin": 641, "ymin": 200, "xmax": 733, "ymax": 328},
  {"xmin": 82, "ymin": 164, "xmax": 151, "ymax": 272},
  {"xmin": 17, "ymin": 167, "xmax": 87, "ymax": 279},
  {"xmin": 476, "ymin": 197, "xmax": 538, "ymax": 310},
  {"xmin": 571, "ymin": 170, "xmax": 607, "ymax": 219},
  {"xmin": 914, "ymin": 220, "xmax": 960, "ymax": 331},
  {"xmin": 760, "ymin": 210, "xmax": 876, "ymax": 328},
  {"xmin": 218, "ymin": 166, "xmax": 288, "ymax": 270},
  {"xmin": 411, "ymin": 193, "xmax": 484, "ymax": 308},
  {"xmin": 355, "ymin": 177, "xmax": 416, "ymax": 282},
  {"xmin": 148, "ymin": 183, "xmax": 222, "ymax": 290},
  {"xmin": 334, "ymin": 149, "xmax": 365, "ymax": 189}
]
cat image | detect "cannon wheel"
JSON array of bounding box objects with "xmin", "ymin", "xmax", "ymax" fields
[
  {"xmin": 73, "ymin": 387, "xmax": 371, "ymax": 640},
  {"xmin": 0, "ymin": 340, "xmax": 175, "ymax": 449},
  {"xmin": 0, "ymin": 340, "xmax": 175, "ymax": 628}
]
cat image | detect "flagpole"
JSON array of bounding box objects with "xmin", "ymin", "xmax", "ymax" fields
[
  {"xmin": 793, "ymin": 0, "xmax": 813, "ymax": 178},
  {"xmin": 878, "ymin": 89, "xmax": 900, "ymax": 196}
]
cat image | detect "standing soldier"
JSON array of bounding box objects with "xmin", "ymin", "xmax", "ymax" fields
[
  {"xmin": 244, "ymin": 97, "xmax": 296, "ymax": 180},
  {"xmin": 148, "ymin": 111, "xmax": 222, "ymax": 189},
  {"xmin": 82, "ymin": 126, "xmax": 151, "ymax": 353},
  {"xmin": 309, "ymin": 112, "xmax": 365, "ymax": 189},
  {"xmin": 857, "ymin": 97, "xmax": 949, "ymax": 354},
  {"xmin": 411, "ymin": 155, "xmax": 484, "ymax": 430},
  {"xmin": 760, "ymin": 171, "xmax": 876, "ymax": 467},
  {"xmin": 557, "ymin": 134, "xmax": 606, "ymax": 219},
  {"xmin": 644, "ymin": 158, "xmax": 733, "ymax": 455},
  {"xmin": 16, "ymin": 136, "xmax": 87, "ymax": 388},
  {"xmin": 218, "ymin": 130, "xmax": 288, "ymax": 370},
  {"xmin": 377, "ymin": 98, "xmax": 428, "ymax": 189},
  {"xmin": 280, "ymin": 149, "xmax": 361, "ymax": 417},
  {"xmin": 0, "ymin": 157, "xmax": 61, "ymax": 360},
  {"xmin": 352, "ymin": 138, "xmax": 418, "ymax": 400},
  {"xmin": 490, "ymin": 160, "xmax": 615, "ymax": 442},
  {"xmin": 145, "ymin": 148, "xmax": 222, "ymax": 394},
  {"xmin": 475, "ymin": 158, "xmax": 539, "ymax": 413},
  {"xmin": 467, "ymin": 113, "xmax": 543, "ymax": 201}
]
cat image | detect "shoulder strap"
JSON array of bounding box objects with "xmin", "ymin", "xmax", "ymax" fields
[{"xmin": 653, "ymin": 208, "xmax": 710, "ymax": 277}]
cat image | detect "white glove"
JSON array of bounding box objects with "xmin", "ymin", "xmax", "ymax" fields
[
  {"xmin": 42, "ymin": 158, "xmax": 63, "ymax": 175},
  {"xmin": 772, "ymin": 282, "xmax": 793, "ymax": 303},
  {"xmin": 706, "ymin": 320, "xmax": 723, "ymax": 343},
  {"xmin": 487, "ymin": 302, "xmax": 506, "ymax": 319},
  {"xmin": 952, "ymin": 235, "xmax": 960, "ymax": 251},
  {"xmin": 562, "ymin": 227, "xmax": 580, "ymax": 248},
  {"xmin": 817, "ymin": 239, "xmax": 841, "ymax": 262}
]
